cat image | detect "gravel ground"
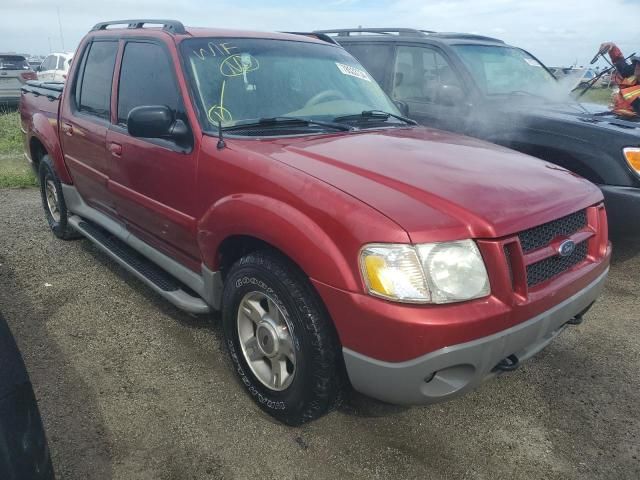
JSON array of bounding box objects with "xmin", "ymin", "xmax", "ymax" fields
[{"xmin": 1, "ymin": 187, "xmax": 638, "ymax": 480}]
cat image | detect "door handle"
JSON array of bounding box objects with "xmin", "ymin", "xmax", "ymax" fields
[
  {"xmin": 108, "ymin": 142, "xmax": 123, "ymax": 157},
  {"xmin": 61, "ymin": 122, "xmax": 73, "ymax": 136}
]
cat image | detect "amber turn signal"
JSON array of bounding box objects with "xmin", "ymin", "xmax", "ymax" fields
[{"xmin": 624, "ymin": 147, "xmax": 640, "ymax": 174}]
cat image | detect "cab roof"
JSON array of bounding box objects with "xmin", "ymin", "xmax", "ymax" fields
[{"xmin": 89, "ymin": 19, "xmax": 336, "ymax": 46}]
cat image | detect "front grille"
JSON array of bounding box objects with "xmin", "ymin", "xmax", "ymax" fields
[
  {"xmin": 526, "ymin": 241, "xmax": 588, "ymax": 287},
  {"xmin": 519, "ymin": 209, "xmax": 587, "ymax": 253},
  {"xmin": 503, "ymin": 245, "xmax": 514, "ymax": 288}
]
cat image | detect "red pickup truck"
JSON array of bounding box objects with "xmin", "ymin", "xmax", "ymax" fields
[{"xmin": 20, "ymin": 20, "xmax": 611, "ymax": 425}]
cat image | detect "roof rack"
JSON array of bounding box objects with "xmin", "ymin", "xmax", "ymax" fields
[
  {"xmin": 314, "ymin": 28, "xmax": 505, "ymax": 44},
  {"xmin": 91, "ymin": 19, "xmax": 186, "ymax": 35},
  {"xmin": 314, "ymin": 28, "xmax": 433, "ymax": 37},
  {"xmin": 282, "ymin": 32, "xmax": 340, "ymax": 46},
  {"xmin": 432, "ymin": 32, "xmax": 505, "ymax": 43}
]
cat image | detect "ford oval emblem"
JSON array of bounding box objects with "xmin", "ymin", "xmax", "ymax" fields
[{"xmin": 558, "ymin": 240, "xmax": 576, "ymax": 257}]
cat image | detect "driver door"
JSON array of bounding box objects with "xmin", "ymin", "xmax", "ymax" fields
[
  {"xmin": 391, "ymin": 45, "xmax": 469, "ymax": 133},
  {"xmin": 106, "ymin": 39, "xmax": 200, "ymax": 263}
]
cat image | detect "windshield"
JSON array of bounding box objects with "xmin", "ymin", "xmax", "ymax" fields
[
  {"xmin": 453, "ymin": 45, "xmax": 557, "ymax": 96},
  {"xmin": 0, "ymin": 55, "xmax": 30, "ymax": 71},
  {"xmin": 180, "ymin": 38, "xmax": 400, "ymax": 131}
]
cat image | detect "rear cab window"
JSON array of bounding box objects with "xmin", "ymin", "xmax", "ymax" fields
[{"xmin": 0, "ymin": 55, "xmax": 30, "ymax": 70}]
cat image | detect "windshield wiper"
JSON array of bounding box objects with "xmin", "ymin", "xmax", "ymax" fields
[
  {"xmin": 224, "ymin": 116, "xmax": 354, "ymax": 132},
  {"xmin": 333, "ymin": 110, "xmax": 418, "ymax": 125}
]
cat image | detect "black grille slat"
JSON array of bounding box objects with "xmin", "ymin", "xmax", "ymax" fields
[
  {"xmin": 509, "ymin": 208, "xmax": 591, "ymax": 289},
  {"xmin": 519, "ymin": 210, "xmax": 587, "ymax": 253},
  {"xmin": 503, "ymin": 245, "xmax": 514, "ymax": 289},
  {"xmin": 526, "ymin": 241, "xmax": 588, "ymax": 287}
]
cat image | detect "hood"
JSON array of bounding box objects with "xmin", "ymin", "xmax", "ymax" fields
[
  {"xmin": 239, "ymin": 127, "xmax": 603, "ymax": 243},
  {"xmin": 487, "ymin": 97, "xmax": 640, "ymax": 136}
]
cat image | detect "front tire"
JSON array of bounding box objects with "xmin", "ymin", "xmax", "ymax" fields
[
  {"xmin": 38, "ymin": 155, "xmax": 80, "ymax": 240},
  {"xmin": 222, "ymin": 250, "xmax": 343, "ymax": 425}
]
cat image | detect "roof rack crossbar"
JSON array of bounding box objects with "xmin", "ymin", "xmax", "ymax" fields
[
  {"xmin": 314, "ymin": 28, "xmax": 431, "ymax": 37},
  {"xmin": 434, "ymin": 32, "xmax": 505, "ymax": 43},
  {"xmin": 282, "ymin": 32, "xmax": 340, "ymax": 46},
  {"xmin": 314, "ymin": 28, "xmax": 505, "ymax": 44},
  {"xmin": 91, "ymin": 19, "xmax": 186, "ymax": 35}
]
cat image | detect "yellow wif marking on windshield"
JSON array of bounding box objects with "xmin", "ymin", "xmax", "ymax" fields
[
  {"xmin": 220, "ymin": 54, "xmax": 259, "ymax": 77},
  {"xmin": 207, "ymin": 80, "xmax": 233, "ymax": 124},
  {"xmin": 193, "ymin": 42, "xmax": 239, "ymax": 60}
]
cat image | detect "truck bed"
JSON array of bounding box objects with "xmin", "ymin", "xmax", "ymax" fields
[
  {"xmin": 21, "ymin": 80, "xmax": 64, "ymax": 99},
  {"xmin": 19, "ymin": 81, "xmax": 63, "ymax": 160}
]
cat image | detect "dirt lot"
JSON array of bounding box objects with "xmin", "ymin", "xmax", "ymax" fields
[{"xmin": 1, "ymin": 187, "xmax": 638, "ymax": 480}]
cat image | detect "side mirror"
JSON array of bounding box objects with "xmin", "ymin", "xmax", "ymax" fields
[
  {"xmin": 394, "ymin": 100, "xmax": 409, "ymax": 117},
  {"xmin": 127, "ymin": 105, "xmax": 187, "ymax": 140},
  {"xmin": 437, "ymin": 84, "xmax": 464, "ymax": 107}
]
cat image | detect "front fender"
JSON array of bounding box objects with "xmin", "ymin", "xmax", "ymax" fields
[
  {"xmin": 198, "ymin": 194, "xmax": 360, "ymax": 291},
  {"xmin": 30, "ymin": 112, "xmax": 73, "ymax": 184}
]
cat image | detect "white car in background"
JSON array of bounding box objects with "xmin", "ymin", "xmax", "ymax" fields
[{"xmin": 37, "ymin": 52, "xmax": 73, "ymax": 82}]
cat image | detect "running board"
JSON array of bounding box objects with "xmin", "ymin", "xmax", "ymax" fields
[{"xmin": 68, "ymin": 216, "xmax": 211, "ymax": 314}]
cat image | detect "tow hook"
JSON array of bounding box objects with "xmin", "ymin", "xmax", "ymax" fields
[
  {"xmin": 567, "ymin": 302, "xmax": 594, "ymax": 326},
  {"xmin": 493, "ymin": 354, "xmax": 520, "ymax": 372},
  {"xmin": 566, "ymin": 314, "xmax": 584, "ymax": 326}
]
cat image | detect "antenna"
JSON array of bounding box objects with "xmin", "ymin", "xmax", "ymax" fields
[
  {"xmin": 217, "ymin": 120, "xmax": 226, "ymax": 150},
  {"xmin": 57, "ymin": 7, "xmax": 65, "ymax": 51}
]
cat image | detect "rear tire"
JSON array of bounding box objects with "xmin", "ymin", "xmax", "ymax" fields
[
  {"xmin": 222, "ymin": 250, "xmax": 343, "ymax": 425},
  {"xmin": 38, "ymin": 155, "xmax": 80, "ymax": 240}
]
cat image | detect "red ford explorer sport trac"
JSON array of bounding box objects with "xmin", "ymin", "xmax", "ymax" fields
[{"xmin": 20, "ymin": 20, "xmax": 611, "ymax": 425}]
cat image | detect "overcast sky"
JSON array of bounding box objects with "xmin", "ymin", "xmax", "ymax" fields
[{"xmin": 2, "ymin": 0, "xmax": 639, "ymax": 67}]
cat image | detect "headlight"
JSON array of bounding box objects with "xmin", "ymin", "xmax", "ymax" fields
[
  {"xmin": 416, "ymin": 240, "xmax": 490, "ymax": 303},
  {"xmin": 360, "ymin": 240, "xmax": 490, "ymax": 304},
  {"xmin": 359, "ymin": 244, "xmax": 430, "ymax": 303},
  {"xmin": 624, "ymin": 147, "xmax": 640, "ymax": 175}
]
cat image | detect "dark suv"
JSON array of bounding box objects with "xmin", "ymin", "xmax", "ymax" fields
[{"xmin": 318, "ymin": 28, "xmax": 640, "ymax": 234}]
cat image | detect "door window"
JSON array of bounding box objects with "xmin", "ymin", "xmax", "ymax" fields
[
  {"xmin": 341, "ymin": 43, "xmax": 393, "ymax": 86},
  {"xmin": 117, "ymin": 42, "xmax": 180, "ymax": 125},
  {"xmin": 77, "ymin": 42, "xmax": 118, "ymax": 119},
  {"xmin": 41, "ymin": 55, "xmax": 56, "ymax": 71},
  {"xmin": 392, "ymin": 46, "xmax": 462, "ymax": 105}
]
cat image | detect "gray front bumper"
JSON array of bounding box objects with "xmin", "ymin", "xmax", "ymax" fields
[
  {"xmin": 343, "ymin": 269, "xmax": 608, "ymax": 405},
  {"xmin": 600, "ymin": 185, "xmax": 640, "ymax": 234}
]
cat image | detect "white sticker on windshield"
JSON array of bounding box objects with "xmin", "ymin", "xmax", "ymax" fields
[
  {"xmin": 336, "ymin": 62, "xmax": 371, "ymax": 81},
  {"xmin": 524, "ymin": 58, "xmax": 541, "ymax": 67}
]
